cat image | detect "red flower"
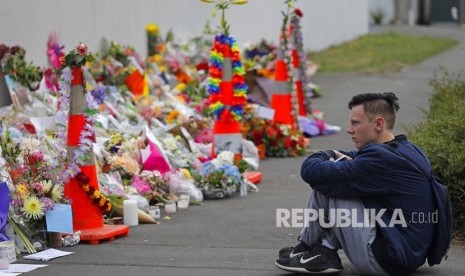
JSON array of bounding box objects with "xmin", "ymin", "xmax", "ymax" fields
[
  {"xmin": 196, "ymin": 62, "xmax": 209, "ymax": 72},
  {"xmin": 252, "ymin": 131, "xmax": 263, "ymax": 145},
  {"xmin": 76, "ymin": 43, "xmax": 88, "ymax": 56},
  {"xmin": 295, "ymin": 8, "xmax": 303, "ymax": 17},
  {"xmin": 284, "ymin": 137, "xmax": 292, "ymax": 149},
  {"xmin": 265, "ymin": 126, "xmax": 277, "ymax": 139},
  {"xmin": 0, "ymin": 44, "xmax": 9, "ymax": 60},
  {"xmin": 232, "ymin": 75, "xmax": 245, "ymax": 83},
  {"xmin": 231, "ymin": 51, "xmax": 240, "ymax": 61},
  {"xmin": 208, "ymin": 66, "xmax": 222, "ymax": 78}
]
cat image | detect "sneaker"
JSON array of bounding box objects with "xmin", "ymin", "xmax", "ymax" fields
[
  {"xmin": 275, "ymin": 243, "xmax": 343, "ymax": 274},
  {"xmin": 278, "ymin": 237, "xmax": 312, "ymax": 259}
]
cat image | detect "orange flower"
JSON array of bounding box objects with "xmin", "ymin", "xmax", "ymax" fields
[
  {"xmin": 166, "ymin": 110, "xmax": 180, "ymax": 124},
  {"xmin": 99, "ymin": 198, "xmax": 107, "ymax": 207}
]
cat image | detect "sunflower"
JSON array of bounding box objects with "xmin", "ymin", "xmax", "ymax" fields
[
  {"xmin": 15, "ymin": 184, "xmax": 30, "ymax": 198},
  {"xmin": 22, "ymin": 196, "xmax": 44, "ymax": 220},
  {"xmin": 51, "ymin": 185, "xmax": 63, "ymax": 202}
]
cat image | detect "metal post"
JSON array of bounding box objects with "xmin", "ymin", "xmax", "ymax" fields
[{"xmin": 460, "ymin": 0, "xmax": 465, "ymax": 26}]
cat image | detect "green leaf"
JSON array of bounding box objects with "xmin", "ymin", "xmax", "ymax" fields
[{"xmin": 84, "ymin": 107, "xmax": 99, "ymax": 116}]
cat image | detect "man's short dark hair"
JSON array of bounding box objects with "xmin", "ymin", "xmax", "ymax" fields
[{"xmin": 348, "ymin": 92, "xmax": 400, "ymax": 129}]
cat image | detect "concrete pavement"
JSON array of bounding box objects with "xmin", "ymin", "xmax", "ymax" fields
[{"xmin": 19, "ymin": 25, "xmax": 465, "ymax": 275}]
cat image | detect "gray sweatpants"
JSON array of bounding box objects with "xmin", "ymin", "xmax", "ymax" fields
[{"xmin": 300, "ymin": 190, "xmax": 389, "ymax": 276}]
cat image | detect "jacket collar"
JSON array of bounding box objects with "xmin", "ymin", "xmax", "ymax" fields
[{"xmin": 384, "ymin": 134, "xmax": 407, "ymax": 148}]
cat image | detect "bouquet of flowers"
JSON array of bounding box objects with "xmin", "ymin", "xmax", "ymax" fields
[
  {"xmin": 131, "ymin": 170, "xmax": 169, "ymax": 203},
  {"xmin": 146, "ymin": 23, "xmax": 163, "ymax": 57},
  {"xmin": 0, "ymin": 44, "xmax": 42, "ymax": 91},
  {"xmin": 1, "ymin": 130, "xmax": 67, "ymax": 252},
  {"xmin": 244, "ymin": 115, "xmax": 307, "ymax": 157},
  {"xmin": 194, "ymin": 151, "xmax": 244, "ymax": 199}
]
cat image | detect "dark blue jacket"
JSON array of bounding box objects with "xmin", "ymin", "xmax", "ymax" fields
[{"xmin": 301, "ymin": 135, "xmax": 434, "ymax": 276}]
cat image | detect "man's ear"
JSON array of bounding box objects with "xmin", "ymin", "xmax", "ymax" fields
[{"xmin": 375, "ymin": 117, "xmax": 384, "ymax": 132}]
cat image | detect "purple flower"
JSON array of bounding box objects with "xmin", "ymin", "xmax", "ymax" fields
[
  {"xmin": 31, "ymin": 182, "xmax": 44, "ymax": 195},
  {"xmin": 91, "ymin": 86, "xmax": 107, "ymax": 105},
  {"xmin": 40, "ymin": 197, "xmax": 55, "ymax": 211}
]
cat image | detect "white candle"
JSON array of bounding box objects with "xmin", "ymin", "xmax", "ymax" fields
[
  {"xmin": 164, "ymin": 201, "xmax": 177, "ymax": 214},
  {"xmin": 177, "ymin": 195, "xmax": 190, "ymax": 210},
  {"xmin": 123, "ymin": 200, "xmax": 138, "ymax": 226}
]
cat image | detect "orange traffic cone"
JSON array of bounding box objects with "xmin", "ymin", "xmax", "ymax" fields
[
  {"xmin": 270, "ymin": 45, "xmax": 294, "ymax": 127},
  {"xmin": 292, "ymin": 49, "xmax": 307, "ymax": 117},
  {"xmin": 209, "ymin": 35, "xmax": 245, "ymax": 157},
  {"xmin": 290, "ymin": 11, "xmax": 312, "ymax": 117},
  {"xmin": 64, "ymin": 66, "xmax": 129, "ymax": 245}
]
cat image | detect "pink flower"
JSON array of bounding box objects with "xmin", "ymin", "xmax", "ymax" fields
[
  {"xmin": 76, "ymin": 43, "xmax": 88, "ymax": 56},
  {"xmin": 132, "ymin": 175, "xmax": 151, "ymax": 195}
]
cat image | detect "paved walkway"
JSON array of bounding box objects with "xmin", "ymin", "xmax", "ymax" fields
[{"xmin": 21, "ymin": 25, "xmax": 465, "ymax": 275}]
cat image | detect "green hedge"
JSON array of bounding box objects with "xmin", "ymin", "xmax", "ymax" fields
[{"xmin": 408, "ymin": 70, "xmax": 465, "ymax": 240}]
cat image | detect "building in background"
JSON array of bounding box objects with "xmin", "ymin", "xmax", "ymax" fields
[
  {"xmin": 369, "ymin": 0, "xmax": 465, "ymax": 26},
  {"xmin": 0, "ymin": 0, "xmax": 368, "ymax": 66}
]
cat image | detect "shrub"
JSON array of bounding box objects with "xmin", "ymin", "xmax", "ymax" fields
[
  {"xmin": 408, "ymin": 70, "xmax": 465, "ymax": 240},
  {"xmin": 371, "ymin": 8, "xmax": 385, "ymax": 25}
]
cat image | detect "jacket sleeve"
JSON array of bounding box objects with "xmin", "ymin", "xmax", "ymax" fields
[
  {"xmin": 338, "ymin": 150, "xmax": 358, "ymax": 159},
  {"xmin": 301, "ymin": 146, "xmax": 392, "ymax": 198}
]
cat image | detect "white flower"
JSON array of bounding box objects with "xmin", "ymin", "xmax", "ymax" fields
[
  {"xmin": 43, "ymin": 154, "xmax": 58, "ymax": 167},
  {"xmin": 279, "ymin": 125, "xmax": 290, "ymax": 136},
  {"xmin": 164, "ymin": 138, "xmax": 178, "ymax": 151},
  {"xmin": 21, "ymin": 138, "xmax": 41, "ymax": 152},
  {"xmin": 211, "ymin": 158, "xmax": 221, "ymax": 168},
  {"xmin": 216, "ymin": 151, "xmax": 234, "ymax": 165},
  {"xmin": 41, "ymin": 180, "xmax": 53, "ymax": 193}
]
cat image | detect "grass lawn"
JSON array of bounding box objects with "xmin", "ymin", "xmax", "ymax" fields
[{"xmin": 308, "ymin": 32, "xmax": 458, "ymax": 74}]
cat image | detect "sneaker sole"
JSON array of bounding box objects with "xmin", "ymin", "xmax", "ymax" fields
[{"xmin": 275, "ymin": 261, "xmax": 342, "ymax": 274}]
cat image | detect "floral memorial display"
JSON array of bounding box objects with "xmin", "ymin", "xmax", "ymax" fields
[{"xmin": 0, "ymin": 0, "xmax": 341, "ymax": 258}]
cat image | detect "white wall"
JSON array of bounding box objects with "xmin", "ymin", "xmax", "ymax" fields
[{"xmin": 0, "ymin": 0, "xmax": 368, "ymax": 66}]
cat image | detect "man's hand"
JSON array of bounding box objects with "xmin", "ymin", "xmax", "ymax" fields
[{"xmin": 332, "ymin": 150, "xmax": 353, "ymax": 161}]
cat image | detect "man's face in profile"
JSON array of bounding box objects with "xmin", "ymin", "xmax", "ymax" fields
[{"xmin": 346, "ymin": 105, "xmax": 378, "ymax": 149}]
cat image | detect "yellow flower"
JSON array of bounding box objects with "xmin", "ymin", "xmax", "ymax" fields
[
  {"xmin": 175, "ymin": 83, "xmax": 186, "ymax": 92},
  {"xmin": 40, "ymin": 180, "xmax": 53, "ymax": 193},
  {"xmin": 146, "ymin": 23, "xmax": 159, "ymax": 35},
  {"xmin": 51, "ymin": 185, "xmax": 63, "ymax": 202},
  {"xmin": 232, "ymin": 0, "xmax": 248, "ymax": 5},
  {"xmin": 180, "ymin": 169, "xmax": 191, "ymax": 179},
  {"xmin": 15, "ymin": 184, "xmax": 30, "ymax": 198},
  {"xmin": 153, "ymin": 54, "xmax": 163, "ymax": 63},
  {"xmin": 22, "ymin": 196, "xmax": 44, "ymax": 220}
]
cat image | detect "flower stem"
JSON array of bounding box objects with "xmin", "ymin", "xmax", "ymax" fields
[{"xmin": 9, "ymin": 218, "xmax": 37, "ymax": 253}]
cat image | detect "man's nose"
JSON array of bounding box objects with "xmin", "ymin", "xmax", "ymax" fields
[{"xmin": 346, "ymin": 126, "xmax": 354, "ymax": 134}]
